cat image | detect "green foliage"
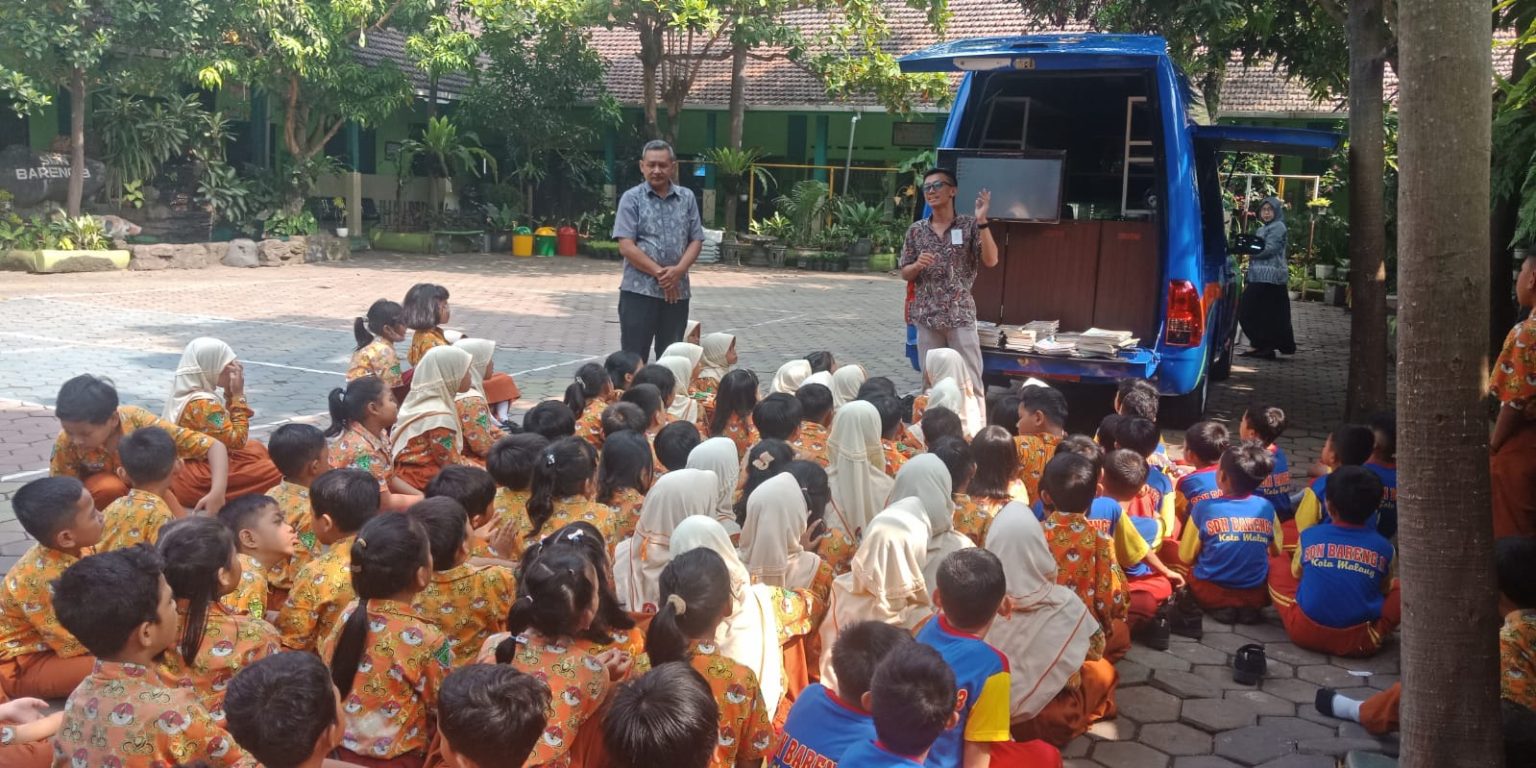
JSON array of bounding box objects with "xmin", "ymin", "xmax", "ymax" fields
[
  {"xmin": 832, "ymin": 199, "xmax": 887, "ymax": 240},
  {"xmin": 705, "ymin": 147, "xmax": 775, "ymax": 192},
  {"xmin": 800, "ymin": 0, "xmax": 953, "ymax": 114},
  {"xmin": 398, "ymin": 117, "xmax": 498, "ymax": 182},
  {"xmin": 750, "ymin": 212, "xmax": 796, "ymax": 241},
  {"xmin": 266, "ymin": 209, "xmax": 318, "ymax": 237},
  {"xmin": 198, "ymin": 162, "xmax": 254, "ymax": 230},
  {"xmin": 0, "ymin": 212, "xmax": 110, "ymax": 251},
  {"xmin": 775, "ymin": 180, "xmax": 832, "ymax": 247},
  {"xmin": 484, "ymin": 203, "xmax": 518, "ymax": 232},
  {"xmin": 120, "ymin": 180, "xmax": 145, "ymax": 210}
]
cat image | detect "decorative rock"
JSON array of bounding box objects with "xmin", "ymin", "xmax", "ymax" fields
[
  {"xmin": 1174, "ymin": 758, "xmax": 1243, "ymax": 768},
  {"xmin": 1087, "ymin": 718, "xmax": 1137, "ymax": 741},
  {"xmin": 1225, "ymin": 689, "xmax": 1297, "ymax": 717},
  {"xmin": 204, "ymin": 242, "xmax": 229, "ymax": 264},
  {"xmin": 1181, "ymin": 697, "xmax": 1259, "ymax": 732},
  {"xmin": 1164, "ymin": 642, "xmax": 1229, "ymax": 666},
  {"xmin": 1265, "ymin": 643, "xmax": 1329, "ymax": 667},
  {"xmin": 258, "ymin": 236, "xmax": 307, "ymax": 266},
  {"xmin": 1138, "ymin": 722, "xmax": 1214, "ymax": 756},
  {"xmin": 222, "ymin": 239, "xmax": 259, "ymax": 268},
  {"xmin": 1116, "ymin": 686, "xmax": 1182, "ymax": 724},
  {"xmin": 128, "ymin": 243, "xmax": 209, "ymax": 270},
  {"xmin": 1233, "ymin": 623, "xmax": 1290, "ymax": 643},
  {"xmin": 1151, "ymin": 669, "xmax": 1223, "ymax": 699},
  {"xmin": 1296, "ymin": 665, "xmax": 1361, "ymax": 689},
  {"xmin": 306, "ymin": 233, "xmax": 350, "ymax": 263},
  {"xmin": 1115, "ymin": 659, "xmax": 1151, "ymax": 686},
  {"xmin": 1124, "ymin": 646, "xmax": 1193, "ymax": 672},
  {"xmin": 1094, "ymin": 741, "xmax": 1170, "ymax": 768},
  {"xmin": 1261, "ymin": 677, "xmax": 1323, "ymax": 705},
  {"xmin": 1, "ymin": 248, "xmax": 129, "ymax": 273}
]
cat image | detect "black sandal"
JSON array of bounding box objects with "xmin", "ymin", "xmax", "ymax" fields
[{"xmin": 1233, "ymin": 643, "xmax": 1267, "ymax": 686}]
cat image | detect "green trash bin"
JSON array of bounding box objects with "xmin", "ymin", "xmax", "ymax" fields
[{"xmin": 533, "ymin": 226, "xmax": 557, "ymax": 257}]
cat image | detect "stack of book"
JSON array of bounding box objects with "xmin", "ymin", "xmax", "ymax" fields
[
  {"xmin": 976, "ymin": 322, "xmax": 1003, "ymax": 348},
  {"xmin": 1001, "ymin": 327, "xmax": 1036, "ymax": 352},
  {"xmin": 1034, "ymin": 338, "xmax": 1076, "ymax": 356},
  {"xmin": 1074, "ymin": 328, "xmax": 1139, "ymax": 358},
  {"xmin": 1024, "ymin": 320, "xmax": 1060, "ymax": 337}
]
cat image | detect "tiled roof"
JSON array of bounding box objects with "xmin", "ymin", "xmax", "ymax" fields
[{"xmin": 353, "ymin": 27, "xmax": 477, "ymax": 102}]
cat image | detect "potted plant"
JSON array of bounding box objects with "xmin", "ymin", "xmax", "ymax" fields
[
  {"xmin": 1287, "ymin": 262, "xmax": 1305, "ymax": 301},
  {"xmin": 703, "ymin": 147, "xmax": 774, "ymax": 246},
  {"xmin": 483, "ymin": 204, "xmax": 517, "ymax": 252},
  {"xmin": 776, "ymin": 180, "xmax": 830, "ymax": 267},
  {"xmin": 834, "ymin": 200, "xmax": 886, "ymax": 272},
  {"xmin": 395, "ymin": 116, "xmax": 498, "ymax": 222},
  {"xmin": 331, "ymin": 197, "xmax": 349, "ymax": 237}
]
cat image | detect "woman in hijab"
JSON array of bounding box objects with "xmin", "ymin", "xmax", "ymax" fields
[
  {"xmin": 452, "ymin": 338, "xmax": 508, "ymax": 462},
  {"xmin": 825, "ymin": 401, "xmax": 894, "ymax": 543},
  {"xmin": 739, "ymin": 472, "xmax": 832, "ymax": 595},
  {"xmin": 770, "ymin": 359, "xmax": 812, "ymax": 395},
  {"xmin": 696, "ymin": 333, "xmax": 737, "ymax": 395},
  {"xmin": 1237, "ymin": 196, "xmax": 1296, "ymax": 358},
  {"xmin": 923, "ymin": 348, "xmax": 986, "ymax": 436},
  {"xmin": 830, "ymin": 364, "xmax": 867, "ymax": 410},
  {"xmin": 685, "ymin": 436, "xmax": 742, "ymax": 534},
  {"xmin": 983, "ymin": 501, "xmax": 1116, "ymax": 747},
  {"xmin": 655, "ymin": 355, "xmax": 702, "ymax": 426},
  {"xmin": 612, "ymin": 468, "xmax": 719, "ymax": 614},
  {"xmin": 390, "ymin": 345, "xmax": 477, "ymax": 491},
  {"xmin": 887, "ymin": 453, "xmax": 974, "ymax": 587},
  {"xmin": 163, "ymin": 337, "xmax": 282, "ymax": 506},
  {"xmin": 816, "ymin": 501, "xmax": 932, "ymax": 683}
]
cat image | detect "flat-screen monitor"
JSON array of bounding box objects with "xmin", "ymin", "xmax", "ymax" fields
[{"xmin": 939, "ymin": 150, "xmax": 1065, "ymax": 223}]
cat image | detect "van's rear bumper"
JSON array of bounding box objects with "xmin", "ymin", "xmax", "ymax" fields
[{"xmin": 904, "ymin": 327, "xmax": 1161, "ymax": 386}]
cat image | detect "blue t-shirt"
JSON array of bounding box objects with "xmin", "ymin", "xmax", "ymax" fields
[
  {"xmin": 838, "ymin": 740, "xmax": 927, "ymax": 768},
  {"xmin": 1147, "ymin": 467, "xmax": 1173, "ymax": 500},
  {"xmin": 1176, "ymin": 466, "xmax": 1222, "ymax": 517},
  {"xmin": 1365, "ymin": 462, "xmax": 1398, "ymax": 538},
  {"xmin": 1032, "ymin": 496, "xmax": 1120, "ymax": 523},
  {"xmin": 915, "ymin": 617, "xmax": 1013, "ymax": 768},
  {"xmin": 1257, "ymin": 445, "xmax": 1294, "ymax": 520},
  {"xmin": 1186, "ymin": 496, "xmax": 1278, "ymax": 589},
  {"xmin": 772, "ymin": 683, "xmax": 876, "ymax": 768},
  {"xmin": 1296, "ymin": 522, "xmax": 1395, "ymax": 628}
]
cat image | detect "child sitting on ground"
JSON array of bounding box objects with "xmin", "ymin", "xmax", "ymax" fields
[
  {"xmin": 696, "ymin": 334, "xmax": 736, "ymax": 396},
  {"xmin": 754, "ymin": 393, "xmax": 804, "ymax": 445},
  {"xmin": 1291, "ymin": 424, "xmax": 1376, "ymax": 550},
  {"xmin": 866, "ymin": 393, "xmax": 916, "ymax": 472},
  {"xmin": 524, "ymin": 400, "xmax": 577, "ymax": 441},
  {"xmin": 54, "ymin": 546, "xmax": 251, "ymax": 766},
  {"xmin": 1038, "ymin": 452, "xmax": 1133, "ymax": 661},
  {"xmin": 1241, "ymin": 405, "xmax": 1293, "ymax": 521},
  {"xmin": 98, "ymin": 426, "xmax": 183, "ymax": 551},
  {"xmin": 266, "ymin": 423, "xmax": 329, "ymax": 585},
  {"xmin": 0, "ymin": 477, "xmax": 101, "ymax": 699},
  {"xmin": 656, "ymin": 420, "xmax": 703, "ymax": 473},
  {"xmin": 326, "ymin": 375, "xmax": 420, "ymax": 510},
  {"xmin": 928, "ymin": 437, "xmax": 982, "ymax": 540},
  {"xmin": 605, "ymin": 662, "xmax": 719, "ymax": 768},
  {"xmin": 597, "ymin": 431, "xmax": 654, "ymax": 541},
  {"xmin": 1015, "ymin": 385, "xmax": 1070, "ymax": 503},
  {"xmin": 391, "ymin": 345, "xmax": 478, "ymax": 491},
  {"xmin": 223, "ymin": 652, "xmax": 345, "ymax": 768},
  {"xmin": 426, "ymin": 464, "xmax": 514, "ymax": 561},
  {"xmin": 408, "ymin": 497, "xmax": 516, "ymax": 660},
  {"xmin": 439, "ymin": 664, "xmax": 551, "ymax": 768},
  {"xmin": 486, "ymin": 433, "xmax": 549, "ymax": 557},
  {"xmin": 453, "ymin": 338, "xmax": 512, "ymax": 461},
  {"xmin": 1101, "ymin": 449, "xmax": 1185, "ymax": 645},
  {"xmin": 348, "ymin": 299, "xmax": 407, "ymax": 390},
  {"xmin": 570, "ymin": 362, "xmax": 616, "ymax": 449},
  {"xmin": 1365, "ymin": 413, "xmax": 1399, "ymax": 539},
  {"xmin": 709, "ymin": 370, "xmax": 761, "ymax": 457},
  {"xmin": 1167, "ymin": 421, "xmax": 1230, "ymax": 568},
  {"xmin": 1267, "ymin": 466, "xmax": 1399, "ymax": 657},
  {"xmin": 957, "ymin": 427, "xmax": 1023, "ymax": 543},
  {"xmin": 321, "ymin": 513, "xmax": 450, "ymax": 766},
  {"xmin": 603, "ymin": 401, "xmax": 650, "ymax": 439},
  {"xmin": 217, "ymin": 495, "xmax": 296, "ymax": 621},
  {"xmin": 528, "ymin": 437, "xmax": 620, "ymax": 545},
  {"xmin": 841, "ymin": 642, "xmax": 959, "ymax": 767},
  {"xmin": 1114, "ymin": 417, "xmax": 1176, "ymax": 537},
  {"xmin": 793, "ymin": 382, "xmax": 834, "ymax": 467},
  {"xmin": 276, "ymin": 468, "xmax": 380, "ymax": 651},
  {"xmin": 773, "ymin": 621, "xmax": 912, "ymax": 768},
  {"xmin": 1178, "ymin": 441, "xmax": 1281, "ymax": 623}
]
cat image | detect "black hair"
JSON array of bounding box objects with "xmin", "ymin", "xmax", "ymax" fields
[
  {"xmin": 1055, "ymin": 434, "xmax": 1105, "ymax": 478},
  {"xmin": 1102, "ymin": 449, "xmax": 1150, "ymax": 498},
  {"xmin": 309, "ymin": 468, "xmax": 381, "ymax": 534},
  {"xmin": 1496, "ymin": 536, "xmax": 1536, "ymax": 609},
  {"xmin": 1368, "ymin": 412, "xmax": 1396, "ymax": 461},
  {"xmin": 224, "ymin": 652, "xmax": 340, "ymax": 768},
  {"xmin": 218, "ymin": 494, "xmax": 278, "ymax": 540},
  {"xmin": 55, "ymin": 544, "xmax": 167, "ymax": 657},
  {"xmin": 1322, "ymin": 465, "xmax": 1385, "ymax": 527},
  {"xmin": 603, "ymin": 401, "xmax": 649, "ymax": 437},
  {"xmin": 605, "ymin": 350, "xmax": 644, "ymax": 391},
  {"xmin": 268, "ymin": 423, "xmax": 327, "ymax": 479},
  {"xmin": 655, "ymin": 420, "xmax": 703, "ymax": 471},
  {"xmin": 936, "ymin": 548, "xmax": 1006, "ymax": 630},
  {"xmin": 869, "ymin": 642, "xmax": 956, "ymax": 757},
  {"xmin": 597, "ymin": 430, "xmax": 654, "ymax": 505},
  {"xmin": 632, "ymin": 365, "xmax": 677, "ymax": 406},
  {"xmin": 734, "ymin": 439, "xmax": 795, "ymax": 526},
  {"xmin": 1040, "ymin": 453, "xmax": 1097, "ymax": 514},
  {"xmin": 785, "ymin": 460, "xmax": 830, "ymax": 531},
  {"xmin": 805, "ymin": 351, "xmax": 836, "ymax": 374},
  {"xmin": 157, "ymin": 517, "xmax": 236, "ymax": 663},
  {"xmin": 1184, "ymin": 421, "xmax": 1232, "ymax": 465},
  {"xmin": 565, "ymin": 363, "xmax": 610, "ymax": 416},
  {"xmin": 1116, "ymin": 378, "xmax": 1157, "ymax": 403},
  {"xmin": 621, "ymin": 384, "xmax": 664, "ymax": 428},
  {"xmin": 487, "ymin": 433, "xmax": 550, "ymax": 491},
  {"xmin": 1096, "ymin": 413, "xmax": 1124, "ymax": 451},
  {"xmin": 354, "ymin": 299, "xmax": 404, "ymax": 349},
  {"xmin": 830, "ymin": 620, "xmax": 914, "ymax": 704},
  {"xmin": 863, "ymin": 393, "xmax": 903, "ymax": 440},
  {"xmin": 987, "ymin": 393, "xmax": 1021, "ymax": 436},
  {"xmin": 1017, "ymin": 384, "xmax": 1068, "ymax": 429},
  {"xmin": 604, "ymin": 662, "xmax": 718, "ymax": 768},
  {"xmin": 525, "ymin": 522, "xmax": 635, "ymax": 640},
  {"xmin": 1117, "ymin": 386, "xmax": 1159, "ymax": 422},
  {"xmin": 55, "ymin": 374, "xmax": 118, "ymax": 423},
  {"xmin": 426, "ymin": 464, "xmax": 498, "ymax": 523},
  {"xmin": 921, "ymin": 167, "xmax": 957, "ymax": 187},
  {"xmin": 928, "ymin": 437, "xmax": 975, "ymax": 495},
  {"xmin": 645, "ymin": 549, "xmax": 732, "ymax": 665},
  {"xmin": 710, "ymin": 370, "xmax": 760, "ymax": 436},
  {"xmin": 439, "ymin": 664, "xmax": 552, "ymax": 768},
  {"xmin": 119, "ymin": 426, "xmax": 177, "ymax": 485},
  {"xmin": 919, "ymin": 406, "xmax": 964, "ymax": 446},
  {"xmin": 402, "ymin": 283, "xmax": 449, "ymax": 330},
  {"xmin": 527, "ymin": 437, "xmax": 597, "ymax": 539},
  {"xmin": 968, "ymin": 426, "xmax": 1018, "ymax": 499},
  {"xmin": 408, "ymin": 496, "xmax": 470, "ymax": 572},
  {"xmin": 1114, "ymin": 416, "xmax": 1161, "ymax": 459},
  {"xmin": 523, "ymin": 401, "xmax": 576, "ymax": 440},
  {"xmin": 856, "ymin": 376, "xmax": 898, "ymax": 401},
  {"xmin": 796, "ymin": 383, "xmax": 834, "ymax": 423},
  {"xmin": 1330, "ymin": 424, "xmax": 1376, "ymax": 466},
  {"xmin": 329, "ymin": 513, "xmax": 431, "ymax": 698},
  {"xmin": 752, "ymin": 393, "xmax": 803, "ymax": 441},
  {"xmin": 1242, "ymin": 405, "xmax": 1287, "ymax": 446},
  {"xmin": 325, "ymin": 375, "xmax": 387, "ymax": 439},
  {"xmin": 13, "ymin": 475, "xmax": 87, "ymax": 543},
  {"xmin": 1219, "ymin": 440, "xmax": 1275, "ymax": 497},
  {"xmin": 496, "ymin": 548, "xmax": 597, "ymax": 662}
]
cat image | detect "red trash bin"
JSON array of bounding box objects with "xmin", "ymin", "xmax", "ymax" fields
[{"xmin": 556, "ymin": 225, "xmax": 579, "ymax": 257}]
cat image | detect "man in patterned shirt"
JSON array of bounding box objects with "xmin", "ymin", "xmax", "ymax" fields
[
  {"xmin": 899, "ymin": 168, "xmax": 998, "ymax": 389},
  {"xmin": 613, "ymin": 139, "xmax": 705, "ymax": 362}
]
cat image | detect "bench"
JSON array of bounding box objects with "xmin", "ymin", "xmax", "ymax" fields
[{"xmin": 430, "ymin": 229, "xmax": 484, "ymax": 254}]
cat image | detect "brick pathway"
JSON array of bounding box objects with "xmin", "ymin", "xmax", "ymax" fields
[{"xmin": 0, "ymin": 253, "xmax": 1399, "ymax": 764}]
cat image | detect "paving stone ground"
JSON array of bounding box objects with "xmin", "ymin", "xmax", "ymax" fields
[{"xmin": 0, "ymin": 251, "xmax": 1397, "ymax": 764}]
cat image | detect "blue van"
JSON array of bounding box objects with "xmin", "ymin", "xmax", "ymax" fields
[{"xmin": 898, "ymin": 34, "xmax": 1340, "ymax": 423}]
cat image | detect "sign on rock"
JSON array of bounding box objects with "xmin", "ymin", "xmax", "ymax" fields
[{"xmin": 0, "ymin": 145, "xmax": 108, "ymax": 206}]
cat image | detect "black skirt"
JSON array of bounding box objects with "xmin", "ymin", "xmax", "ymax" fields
[{"xmin": 1238, "ymin": 282, "xmax": 1296, "ymax": 354}]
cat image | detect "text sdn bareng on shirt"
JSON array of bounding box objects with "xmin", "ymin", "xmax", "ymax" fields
[{"xmin": 612, "ymin": 182, "xmax": 705, "ymax": 300}]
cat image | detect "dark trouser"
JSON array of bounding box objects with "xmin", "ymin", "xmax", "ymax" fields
[
  {"xmin": 1237, "ymin": 281, "xmax": 1297, "ymax": 354},
  {"xmin": 619, "ymin": 290, "xmax": 691, "ymax": 362}
]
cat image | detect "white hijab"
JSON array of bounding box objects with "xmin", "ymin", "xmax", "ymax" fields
[
  {"xmin": 888, "ymin": 453, "xmax": 975, "ymax": 586},
  {"xmin": 802, "ymin": 371, "xmax": 835, "ymax": 393},
  {"xmin": 662, "ymin": 342, "xmax": 704, "ymax": 372},
  {"xmin": 817, "ymin": 500, "xmax": 932, "ymax": 681},
  {"xmin": 983, "ymin": 501, "xmax": 1099, "ymax": 721},
  {"xmin": 686, "ymin": 437, "xmax": 741, "ymax": 531},
  {"xmin": 685, "ymin": 320, "xmax": 701, "ymax": 343},
  {"xmin": 452, "ymin": 338, "xmax": 496, "ymax": 403},
  {"xmin": 162, "ymin": 337, "xmax": 237, "ymax": 424},
  {"xmin": 613, "ymin": 468, "xmax": 719, "ymax": 613},
  {"xmin": 390, "ymin": 346, "xmax": 473, "ymax": 460},
  {"xmin": 825, "ymin": 400, "xmax": 894, "ymax": 539},
  {"xmin": 739, "ymin": 472, "xmax": 821, "ymax": 589},
  {"xmin": 671, "ymin": 515, "xmax": 785, "ymax": 717},
  {"xmin": 909, "ymin": 377, "xmax": 964, "ymax": 448},
  {"xmin": 926, "ymin": 348, "xmax": 985, "ymax": 436},
  {"xmin": 831, "ymin": 365, "xmax": 867, "ymax": 409},
  {"xmin": 656, "ymin": 355, "xmax": 700, "ymax": 424},
  {"xmin": 771, "ymin": 360, "xmax": 812, "ymax": 395},
  {"xmin": 698, "ymin": 333, "xmax": 736, "ymax": 383}
]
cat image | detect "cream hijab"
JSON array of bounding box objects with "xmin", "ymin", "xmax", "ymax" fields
[
  {"xmin": 771, "ymin": 360, "xmax": 812, "ymax": 395},
  {"xmin": 831, "ymin": 365, "xmax": 867, "ymax": 409},
  {"xmin": 888, "ymin": 453, "xmax": 975, "ymax": 586},
  {"xmin": 685, "ymin": 320, "xmax": 701, "ymax": 343},
  {"xmin": 390, "ymin": 346, "xmax": 473, "ymax": 460},
  {"xmin": 926, "ymin": 348, "xmax": 985, "ymax": 436},
  {"xmin": 698, "ymin": 333, "xmax": 736, "ymax": 383},
  {"xmin": 983, "ymin": 501, "xmax": 1099, "ymax": 721},
  {"xmin": 909, "ymin": 377, "xmax": 963, "ymax": 448},
  {"xmin": 662, "ymin": 342, "xmax": 704, "ymax": 372},
  {"xmin": 825, "ymin": 400, "xmax": 893, "ymax": 539},
  {"xmin": 162, "ymin": 337, "xmax": 237, "ymax": 424},
  {"xmin": 612, "ymin": 468, "xmax": 719, "ymax": 613},
  {"xmin": 656, "ymin": 356, "xmax": 700, "ymax": 424},
  {"xmin": 739, "ymin": 472, "xmax": 821, "ymax": 589},
  {"xmin": 671, "ymin": 515, "xmax": 785, "ymax": 717},
  {"xmin": 686, "ymin": 437, "xmax": 741, "ymax": 531},
  {"xmin": 817, "ymin": 500, "xmax": 932, "ymax": 680},
  {"xmin": 802, "ymin": 371, "xmax": 835, "ymax": 393},
  {"xmin": 452, "ymin": 338, "xmax": 496, "ymax": 402}
]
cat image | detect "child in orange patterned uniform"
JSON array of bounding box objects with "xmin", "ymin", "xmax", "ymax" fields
[
  {"xmin": 162, "ymin": 337, "xmax": 283, "ymax": 505},
  {"xmin": 1038, "ymin": 452, "xmax": 1130, "ymax": 661},
  {"xmin": 408, "ymin": 498, "xmax": 516, "ymax": 662},
  {"xmin": 568, "ymin": 362, "xmax": 617, "ymax": 449},
  {"xmin": 646, "ymin": 549, "xmax": 775, "ymax": 768},
  {"xmin": 425, "ymin": 464, "xmax": 515, "ymax": 562},
  {"xmin": 322, "ymin": 513, "xmax": 451, "ymax": 767},
  {"xmin": 485, "ymin": 433, "xmax": 549, "ymax": 559},
  {"xmin": 50, "ymin": 373, "xmax": 230, "ymax": 513},
  {"xmin": 216, "ymin": 495, "xmax": 297, "ymax": 622},
  {"xmin": 438, "ymin": 664, "xmax": 551, "ymax": 768},
  {"xmin": 327, "ymin": 375, "xmax": 421, "ymax": 511},
  {"xmin": 276, "ymin": 469, "xmax": 381, "ymax": 652},
  {"xmin": 956, "ymin": 426, "xmax": 1027, "ymax": 544},
  {"xmin": 597, "ymin": 431, "xmax": 654, "ymax": 543},
  {"xmin": 97, "ymin": 426, "xmax": 184, "ymax": 552},
  {"xmin": 707, "ymin": 370, "xmax": 761, "ymax": 457},
  {"xmin": 53, "ymin": 545, "xmax": 253, "ymax": 767},
  {"xmin": 155, "ymin": 518, "xmax": 281, "ymax": 722},
  {"xmin": 453, "ymin": 338, "xmax": 510, "ymax": 462},
  {"xmin": 404, "ymin": 283, "xmax": 453, "ymax": 366},
  {"xmin": 655, "ymin": 420, "xmax": 703, "ymax": 473},
  {"xmin": 223, "ymin": 652, "xmax": 348, "ymax": 768},
  {"xmin": 0, "ymin": 477, "xmax": 102, "ymax": 699},
  {"xmin": 604, "ymin": 662, "xmax": 719, "ymax": 768},
  {"xmin": 1492, "ymin": 251, "xmax": 1536, "ymax": 539},
  {"xmin": 391, "ymin": 346, "xmax": 479, "ymax": 491},
  {"xmin": 524, "ymin": 401, "xmax": 578, "ymax": 441},
  {"xmin": 265, "ymin": 423, "xmax": 330, "ymax": 597},
  {"xmin": 349, "ymin": 299, "xmax": 407, "ymax": 390},
  {"xmin": 867, "ymin": 394, "xmax": 917, "ymax": 472},
  {"xmin": 696, "ymin": 333, "xmax": 737, "ymax": 396},
  {"xmin": 792, "ymin": 383, "xmax": 834, "ymax": 467},
  {"xmin": 1014, "ymin": 385, "xmax": 1069, "ymax": 504},
  {"xmin": 527, "ymin": 438, "xmax": 620, "ymax": 547}
]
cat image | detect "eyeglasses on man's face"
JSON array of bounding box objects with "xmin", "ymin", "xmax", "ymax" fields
[{"xmin": 921, "ymin": 181, "xmax": 950, "ymax": 193}]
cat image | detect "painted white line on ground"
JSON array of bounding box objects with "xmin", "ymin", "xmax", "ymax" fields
[
  {"xmin": 0, "ymin": 470, "xmax": 47, "ymax": 483},
  {"xmin": 509, "ymin": 355, "xmax": 605, "ymax": 377},
  {"xmin": 241, "ymin": 360, "xmax": 346, "ymax": 377},
  {"xmin": 716, "ymin": 314, "xmax": 808, "ymax": 334},
  {"xmin": 19, "ymin": 277, "xmax": 323, "ymax": 300}
]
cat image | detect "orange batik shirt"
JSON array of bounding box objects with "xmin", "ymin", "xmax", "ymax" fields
[
  {"xmin": 791, "ymin": 421, "xmax": 831, "ymax": 467},
  {"xmin": 393, "ymin": 428, "xmax": 479, "ymax": 492},
  {"xmin": 1041, "ymin": 512, "xmax": 1127, "ymax": 631},
  {"xmin": 266, "ymin": 480, "xmax": 319, "ymax": 592},
  {"xmin": 50, "ymin": 405, "xmax": 214, "ymax": 481},
  {"xmin": 322, "ymin": 600, "xmax": 452, "ymax": 760},
  {"xmin": 881, "ymin": 439, "xmax": 916, "ymax": 475},
  {"xmin": 456, "ymin": 396, "xmax": 507, "ymax": 461},
  {"xmin": 98, "ymin": 489, "xmax": 178, "ymax": 552},
  {"xmin": 1014, "ymin": 432, "xmax": 1065, "ymax": 505},
  {"xmin": 178, "ymin": 396, "xmax": 252, "ymax": 449},
  {"xmin": 409, "ymin": 327, "xmax": 449, "ymax": 366},
  {"xmin": 0, "ymin": 544, "xmax": 89, "ymax": 662},
  {"xmin": 349, "ymin": 338, "xmax": 404, "ymax": 388},
  {"xmin": 220, "ymin": 554, "xmax": 270, "ymax": 620},
  {"xmin": 815, "ymin": 527, "xmax": 859, "ymax": 575},
  {"xmin": 605, "ymin": 487, "xmax": 647, "ymax": 543},
  {"xmin": 413, "ymin": 563, "xmax": 517, "ymax": 662},
  {"xmin": 56, "ymin": 660, "xmax": 254, "ymax": 767},
  {"xmin": 485, "ymin": 629, "xmax": 617, "ymax": 768},
  {"xmin": 330, "ymin": 423, "xmax": 394, "ymax": 492},
  {"xmin": 952, "ymin": 494, "xmax": 1013, "ymax": 546},
  {"xmin": 687, "ymin": 639, "xmax": 774, "ymax": 768},
  {"xmin": 711, "ymin": 414, "xmax": 759, "ymax": 459},
  {"xmin": 1502, "ymin": 609, "xmax": 1536, "ymax": 710},
  {"xmin": 1492, "ymin": 318, "xmax": 1536, "ymax": 412},
  {"xmin": 543, "ymin": 497, "xmax": 622, "ymax": 548},
  {"xmin": 575, "ymin": 397, "xmax": 610, "ymax": 449},
  {"xmin": 158, "ymin": 607, "xmax": 281, "ymax": 722},
  {"xmin": 276, "ymin": 534, "xmax": 356, "ymax": 652}
]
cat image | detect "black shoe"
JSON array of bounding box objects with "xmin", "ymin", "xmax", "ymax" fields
[
  {"xmin": 1315, "ymin": 687, "xmax": 1340, "ymax": 719},
  {"xmin": 1233, "ymin": 643, "xmax": 1266, "ymax": 686},
  {"xmin": 1169, "ymin": 590, "xmax": 1204, "ymax": 640},
  {"xmin": 1139, "ymin": 606, "xmax": 1172, "ymax": 651},
  {"xmin": 1209, "ymin": 607, "xmax": 1241, "ymax": 625},
  {"xmin": 1237, "ymin": 606, "xmax": 1265, "ymax": 625}
]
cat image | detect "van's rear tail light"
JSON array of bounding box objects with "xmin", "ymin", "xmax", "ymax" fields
[{"xmin": 1164, "ymin": 280, "xmax": 1204, "ymax": 347}]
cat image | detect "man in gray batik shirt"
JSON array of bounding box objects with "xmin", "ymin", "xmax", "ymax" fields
[{"xmin": 612, "ymin": 139, "xmax": 704, "ymax": 361}]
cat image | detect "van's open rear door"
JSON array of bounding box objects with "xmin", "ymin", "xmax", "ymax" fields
[{"xmin": 1191, "ymin": 125, "xmax": 1341, "ymax": 157}]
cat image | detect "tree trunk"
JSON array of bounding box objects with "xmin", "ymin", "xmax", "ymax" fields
[
  {"xmin": 1397, "ymin": 0, "xmax": 1502, "ymax": 765},
  {"xmin": 1344, "ymin": 0, "xmax": 1391, "ymax": 421},
  {"xmin": 728, "ymin": 40, "xmax": 747, "ymax": 149},
  {"xmin": 640, "ymin": 24, "xmax": 663, "ymax": 140},
  {"xmin": 66, "ymin": 67, "xmax": 86, "ymax": 218}
]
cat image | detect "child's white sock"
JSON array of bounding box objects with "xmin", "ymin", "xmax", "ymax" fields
[{"xmin": 1332, "ymin": 693, "xmax": 1362, "ymax": 722}]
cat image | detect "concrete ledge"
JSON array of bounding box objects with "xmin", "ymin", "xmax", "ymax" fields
[{"xmin": 1, "ymin": 249, "xmax": 130, "ymax": 273}]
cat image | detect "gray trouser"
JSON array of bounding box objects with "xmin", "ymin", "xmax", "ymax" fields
[{"xmin": 915, "ymin": 322, "xmax": 985, "ymax": 390}]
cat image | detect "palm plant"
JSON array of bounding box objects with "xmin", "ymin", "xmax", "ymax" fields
[
  {"xmin": 704, "ymin": 146, "xmax": 774, "ymax": 239},
  {"xmin": 396, "ymin": 116, "xmax": 499, "ymax": 216},
  {"xmin": 775, "ymin": 180, "xmax": 831, "ymax": 248}
]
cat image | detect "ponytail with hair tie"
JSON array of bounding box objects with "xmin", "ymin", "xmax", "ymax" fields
[{"xmin": 644, "ymin": 549, "xmax": 731, "ymax": 666}]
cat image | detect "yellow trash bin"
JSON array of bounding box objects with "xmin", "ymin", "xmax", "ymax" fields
[{"xmin": 511, "ymin": 226, "xmax": 534, "ymax": 257}]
